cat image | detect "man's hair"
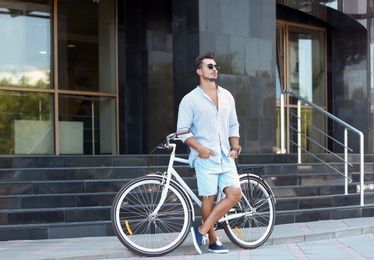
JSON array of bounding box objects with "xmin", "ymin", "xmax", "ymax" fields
[{"xmin": 195, "ymin": 51, "xmax": 215, "ymax": 70}]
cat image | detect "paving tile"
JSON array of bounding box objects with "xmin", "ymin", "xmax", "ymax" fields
[{"xmin": 0, "ymin": 217, "xmax": 374, "ymax": 259}]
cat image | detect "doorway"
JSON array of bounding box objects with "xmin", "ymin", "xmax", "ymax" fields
[{"xmin": 276, "ymin": 23, "xmax": 327, "ymax": 153}]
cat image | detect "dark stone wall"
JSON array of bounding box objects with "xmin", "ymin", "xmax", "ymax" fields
[
  {"xmin": 172, "ymin": 0, "xmax": 277, "ymax": 153},
  {"xmin": 331, "ymin": 29, "xmax": 368, "ymax": 153},
  {"xmin": 119, "ymin": 0, "xmax": 174, "ymax": 154},
  {"xmin": 118, "ymin": 0, "xmax": 369, "ymax": 155}
]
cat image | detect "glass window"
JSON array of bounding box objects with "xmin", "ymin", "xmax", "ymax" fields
[
  {"xmin": 58, "ymin": 95, "xmax": 116, "ymax": 155},
  {"xmin": 0, "ymin": 90, "xmax": 53, "ymax": 154},
  {"xmin": 285, "ymin": 0, "xmax": 339, "ymax": 11},
  {"xmin": 288, "ymin": 26, "xmax": 326, "ymax": 106},
  {"xmin": 56, "ymin": 0, "xmax": 117, "ymax": 155},
  {"xmin": 0, "ymin": 0, "xmax": 118, "ymax": 156},
  {"xmin": 57, "ymin": 0, "xmax": 116, "ymax": 93},
  {"xmin": 319, "ymin": 0, "xmax": 338, "ymax": 10},
  {"xmin": 0, "ymin": 0, "xmax": 51, "ymax": 89}
]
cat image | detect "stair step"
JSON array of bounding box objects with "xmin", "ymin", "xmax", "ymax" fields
[
  {"xmin": 0, "ymin": 166, "xmax": 194, "ymax": 182},
  {"xmin": 1, "ymin": 191, "xmax": 373, "ymax": 224},
  {"xmin": 0, "ymin": 193, "xmax": 117, "ymax": 210},
  {"xmin": 272, "ymin": 184, "xmax": 357, "ymax": 197},
  {"xmin": 0, "ymin": 154, "xmax": 373, "ymax": 241},
  {"xmin": 275, "ymin": 204, "xmax": 374, "ymax": 224},
  {"xmin": 1, "ymin": 164, "xmax": 371, "ymax": 182},
  {"xmin": 0, "ymin": 221, "xmax": 114, "ymax": 240},
  {"xmin": 0, "ymin": 153, "xmax": 370, "ymax": 169},
  {"xmin": 0, "ymin": 206, "xmax": 111, "ymax": 225},
  {"xmin": 1, "ymin": 204, "xmax": 374, "ymax": 241}
]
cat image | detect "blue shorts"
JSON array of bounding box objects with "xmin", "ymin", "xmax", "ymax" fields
[{"xmin": 193, "ymin": 153, "xmax": 240, "ymax": 196}]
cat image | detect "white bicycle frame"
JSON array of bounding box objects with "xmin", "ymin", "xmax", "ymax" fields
[{"xmin": 150, "ymin": 134, "xmax": 256, "ymax": 223}]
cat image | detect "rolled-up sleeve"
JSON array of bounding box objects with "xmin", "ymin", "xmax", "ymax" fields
[
  {"xmin": 177, "ymin": 97, "xmax": 194, "ymax": 143},
  {"xmin": 228, "ymin": 94, "xmax": 240, "ymax": 138},
  {"xmin": 178, "ymin": 132, "xmax": 193, "ymax": 143}
]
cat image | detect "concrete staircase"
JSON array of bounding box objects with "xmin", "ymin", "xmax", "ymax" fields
[{"xmin": 0, "ymin": 154, "xmax": 374, "ymax": 241}]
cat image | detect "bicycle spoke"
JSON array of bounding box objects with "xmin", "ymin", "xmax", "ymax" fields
[
  {"xmin": 223, "ymin": 175, "xmax": 275, "ymax": 249},
  {"xmin": 111, "ymin": 177, "xmax": 191, "ymax": 256}
]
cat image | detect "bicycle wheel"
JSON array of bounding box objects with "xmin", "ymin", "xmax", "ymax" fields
[
  {"xmin": 223, "ymin": 174, "xmax": 275, "ymax": 249},
  {"xmin": 111, "ymin": 175, "xmax": 192, "ymax": 256}
]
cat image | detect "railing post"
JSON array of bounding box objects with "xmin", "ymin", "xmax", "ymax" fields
[
  {"xmin": 297, "ymin": 100, "xmax": 301, "ymax": 163},
  {"xmin": 344, "ymin": 129, "xmax": 348, "ymax": 195},
  {"xmin": 91, "ymin": 101, "xmax": 95, "ymax": 155},
  {"xmin": 360, "ymin": 132, "xmax": 365, "ymax": 206},
  {"xmin": 280, "ymin": 93, "xmax": 285, "ymax": 154}
]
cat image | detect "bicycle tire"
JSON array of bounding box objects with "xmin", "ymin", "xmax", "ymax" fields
[
  {"xmin": 111, "ymin": 175, "xmax": 192, "ymax": 256},
  {"xmin": 223, "ymin": 174, "xmax": 276, "ymax": 249}
]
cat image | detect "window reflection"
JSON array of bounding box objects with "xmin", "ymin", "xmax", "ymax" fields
[
  {"xmin": 288, "ymin": 26, "xmax": 325, "ymax": 106},
  {"xmin": 318, "ymin": 0, "xmax": 338, "ymax": 10},
  {"xmin": 0, "ymin": 90, "xmax": 53, "ymax": 154},
  {"xmin": 58, "ymin": 0, "xmax": 116, "ymax": 92},
  {"xmin": 0, "ymin": 1, "xmax": 51, "ymax": 89},
  {"xmin": 284, "ymin": 0, "xmax": 338, "ymax": 10},
  {"xmin": 58, "ymin": 95, "xmax": 116, "ymax": 155},
  {"xmin": 0, "ymin": 0, "xmax": 118, "ymax": 156}
]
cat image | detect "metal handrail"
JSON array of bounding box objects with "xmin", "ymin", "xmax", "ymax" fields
[{"xmin": 281, "ymin": 89, "xmax": 365, "ymax": 206}]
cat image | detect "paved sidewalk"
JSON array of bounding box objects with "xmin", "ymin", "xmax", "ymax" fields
[{"xmin": 1, "ymin": 217, "xmax": 374, "ymax": 259}]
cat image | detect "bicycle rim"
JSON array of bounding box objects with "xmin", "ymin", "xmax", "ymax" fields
[
  {"xmin": 111, "ymin": 176, "xmax": 191, "ymax": 256},
  {"xmin": 223, "ymin": 175, "xmax": 275, "ymax": 249}
]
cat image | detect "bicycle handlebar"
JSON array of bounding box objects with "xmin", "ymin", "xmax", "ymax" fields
[
  {"xmin": 157, "ymin": 131, "xmax": 190, "ymax": 150},
  {"xmin": 165, "ymin": 130, "xmax": 190, "ymax": 145}
]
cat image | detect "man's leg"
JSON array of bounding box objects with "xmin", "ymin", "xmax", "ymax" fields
[
  {"xmin": 201, "ymin": 195, "xmax": 216, "ymax": 243},
  {"xmin": 191, "ymin": 157, "xmax": 241, "ymax": 253},
  {"xmin": 198, "ymin": 187, "xmax": 242, "ymax": 236}
]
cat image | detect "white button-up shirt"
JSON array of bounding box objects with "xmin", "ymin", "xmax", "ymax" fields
[{"xmin": 177, "ymin": 85, "xmax": 240, "ymax": 167}]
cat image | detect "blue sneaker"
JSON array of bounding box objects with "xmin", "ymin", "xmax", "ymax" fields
[
  {"xmin": 208, "ymin": 238, "xmax": 229, "ymax": 254},
  {"xmin": 191, "ymin": 226, "xmax": 203, "ymax": 254}
]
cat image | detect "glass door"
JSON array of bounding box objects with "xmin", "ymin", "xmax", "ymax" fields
[{"xmin": 276, "ymin": 23, "xmax": 327, "ymax": 153}]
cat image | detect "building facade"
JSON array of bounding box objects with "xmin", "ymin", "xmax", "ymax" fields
[{"xmin": 0, "ymin": 0, "xmax": 372, "ymax": 157}]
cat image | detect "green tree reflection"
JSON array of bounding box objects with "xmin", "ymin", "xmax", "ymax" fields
[{"xmin": 0, "ymin": 73, "xmax": 51, "ymax": 154}]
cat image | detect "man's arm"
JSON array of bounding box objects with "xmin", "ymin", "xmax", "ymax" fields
[
  {"xmin": 185, "ymin": 137, "xmax": 214, "ymax": 159},
  {"xmin": 229, "ymin": 136, "xmax": 241, "ymax": 158}
]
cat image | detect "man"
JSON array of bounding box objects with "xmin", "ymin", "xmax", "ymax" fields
[{"xmin": 176, "ymin": 51, "xmax": 242, "ymax": 254}]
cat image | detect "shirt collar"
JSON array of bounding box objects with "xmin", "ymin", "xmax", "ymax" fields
[{"xmin": 196, "ymin": 85, "xmax": 221, "ymax": 93}]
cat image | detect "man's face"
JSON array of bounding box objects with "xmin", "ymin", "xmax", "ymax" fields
[{"xmin": 197, "ymin": 58, "xmax": 219, "ymax": 81}]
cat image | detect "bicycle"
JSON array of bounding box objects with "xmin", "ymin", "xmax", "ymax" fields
[{"xmin": 111, "ymin": 132, "xmax": 276, "ymax": 256}]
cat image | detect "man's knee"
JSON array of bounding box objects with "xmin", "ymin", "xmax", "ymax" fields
[
  {"xmin": 202, "ymin": 195, "xmax": 216, "ymax": 205},
  {"xmin": 225, "ymin": 187, "xmax": 242, "ymax": 203}
]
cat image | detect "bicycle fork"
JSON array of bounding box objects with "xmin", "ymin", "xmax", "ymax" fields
[
  {"xmin": 150, "ymin": 144, "xmax": 177, "ymax": 217},
  {"xmin": 149, "ymin": 172, "xmax": 172, "ymax": 218}
]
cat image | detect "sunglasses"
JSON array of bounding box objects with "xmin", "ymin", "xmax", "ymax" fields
[{"xmin": 206, "ymin": 64, "xmax": 220, "ymax": 70}]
